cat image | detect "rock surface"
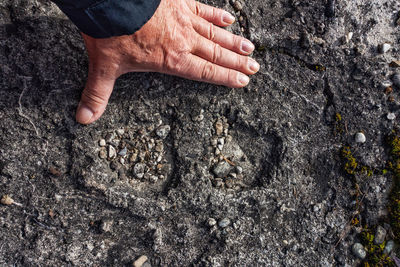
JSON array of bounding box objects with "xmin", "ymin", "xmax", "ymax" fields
[{"xmin": 1, "ymin": 0, "xmax": 400, "ymax": 266}]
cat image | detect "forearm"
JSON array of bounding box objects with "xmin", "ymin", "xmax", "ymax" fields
[{"xmin": 51, "ymin": 0, "xmax": 161, "ymax": 38}]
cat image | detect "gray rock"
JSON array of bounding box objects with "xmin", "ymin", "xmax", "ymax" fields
[
  {"xmin": 235, "ymin": 166, "xmax": 243, "ymax": 174},
  {"xmin": 383, "ymin": 240, "xmax": 394, "ymax": 254},
  {"xmin": 99, "ymin": 148, "xmax": 107, "ymax": 159},
  {"xmin": 233, "ymin": 1, "xmax": 243, "ymax": 11},
  {"xmin": 374, "ymin": 225, "xmax": 386, "ymax": 244},
  {"xmin": 352, "ymin": 243, "xmax": 366, "ymax": 259},
  {"xmin": 355, "ymin": 132, "xmax": 366, "ymax": 143},
  {"xmin": 212, "ymin": 161, "xmax": 232, "ymax": 178},
  {"xmin": 118, "ymin": 147, "xmax": 127, "ymax": 156},
  {"xmin": 156, "ymin": 125, "xmax": 171, "ymax": 139},
  {"xmin": 218, "ymin": 218, "xmax": 231, "ymax": 228}
]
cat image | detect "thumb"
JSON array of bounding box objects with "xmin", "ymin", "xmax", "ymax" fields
[{"xmin": 76, "ymin": 71, "xmax": 116, "ymax": 124}]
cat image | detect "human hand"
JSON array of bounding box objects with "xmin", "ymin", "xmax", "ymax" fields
[{"xmin": 76, "ymin": 0, "xmax": 260, "ymax": 124}]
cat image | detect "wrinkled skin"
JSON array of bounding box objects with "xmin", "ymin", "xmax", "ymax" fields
[{"xmin": 77, "ymin": 0, "xmax": 260, "ymax": 124}]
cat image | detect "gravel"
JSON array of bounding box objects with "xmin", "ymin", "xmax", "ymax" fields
[
  {"xmin": 352, "ymin": 243, "xmax": 366, "ymax": 259},
  {"xmin": 218, "ymin": 218, "xmax": 231, "ymax": 228},
  {"xmin": 355, "ymin": 132, "xmax": 366, "ymax": 143},
  {"xmin": 374, "ymin": 225, "xmax": 387, "ymax": 245},
  {"xmin": 212, "ymin": 161, "xmax": 233, "ymax": 178}
]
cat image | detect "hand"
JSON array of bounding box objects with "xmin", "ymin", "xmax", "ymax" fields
[{"xmin": 76, "ymin": 0, "xmax": 260, "ymax": 124}]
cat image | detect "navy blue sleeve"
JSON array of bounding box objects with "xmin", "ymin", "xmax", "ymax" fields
[{"xmin": 51, "ymin": 0, "xmax": 161, "ymax": 38}]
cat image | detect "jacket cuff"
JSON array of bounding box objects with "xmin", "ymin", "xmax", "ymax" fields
[{"xmin": 52, "ymin": 0, "xmax": 161, "ymax": 38}]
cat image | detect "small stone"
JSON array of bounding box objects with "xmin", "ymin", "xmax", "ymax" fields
[
  {"xmin": 379, "ymin": 43, "xmax": 391, "ymax": 54},
  {"xmin": 355, "ymin": 132, "xmax": 366, "ymax": 143},
  {"xmin": 133, "ymin": 255, "xmax": 148, "ymax": 267},
  {"xmin": 374, "ymin": 225, "xmax": 387, "ymax": 245},
  {"xmin": 215, "ymin": 120, "xmax": 224, "ymax": 136},
  {"xmin": 133, "ymin": 163, "xmax": 146, "ymax": 178},
  {"xmin": 235, "ymin": 166, "xmax": 243, "ymax": 174},
  {"xmin": 149, "ymin": 175, "xmax": 158, "ymax": 183},
  {"xmin": 217, "ymin": 144, "xmax": 224, "ymax": 151},
  {"xmin": 156, "ymin": 125, "xmax": 171, "ymax": 139},
  {"xmin": 118, "ymin": 147, "xmax": 127, "ymax": 156},
  {"xmin": 212, "ymin": 161, "xmax": 232, "ymax": 178},
  {"xmin": 385, "ymin": 86, "xmax": 393, "ymax": 95},
  {"xmin": 116, "ymin": 128, "xmax": 125, "ymax": 136},
  {"xmin": 120, "ymin": 158, "xmax": 125, "ymax": 164},
  {"xmin": 218, "ymin": 218, "xmax": 231, "ymax": 228},
  {"xmin": 218, "ymin": 138, "xmax": 225, "ymax": 145},
  {"xmin": 99, "ymin": 148, "xmax": 107, "ymax": 159},
  {"xmin": 382, "ymin": 80, "xmax": 393, "ymax": 89},
  {"xmin": 208, "ymin": 218, "xmax": 217, "ymax": 226},
  {"xmin": 215, "ymin": 148, "xmax": 221, "ymax": 155},
  {"xmin": 345, "ymin": 32, "xmax": 353, "ymax": 44},
  {"xmin": 108, "ymin": 145, "xmax": 116, "ymax": 158},
  {"xmin": 229, "ymin": 173, "xmax": 237, "ymax": 178},
  {"xmin": 130, "ymin": 152, "xmax": 138, "ymax": 163},
  {"xmin": 383, "ymin": 240, "xmax": 394, "ymax": 254},
  {"xmin": 99, "ymin": 139, "xmax": 106, "ymax": 147},
  {"xmin": 233, "ymin": 1, "xmax": 242, "ymax": 11},
  {"xmin": 392, "ymin": 73, "xmax": 400, "ymax": 87},
  {"xmin": 352, "ymin": 243, "xmax": 366, "ymax": 259},
  {"xmin": 1, "ymin": 195, "xmax": 14, "ymax": 205},
  {"xmin": 225, "ymin": 135, "xmax": 232, "ymax": 143},
  {"xmin": 101, "ymin": 219, "xmax": 113, "ymax": 233},
  {"xmin": 155, "ymin": 141, "xmax": 164, "ymax": 152},
  {"xmin": 387, "ymin": 113, "xmax": 396, "ymax": 121}
]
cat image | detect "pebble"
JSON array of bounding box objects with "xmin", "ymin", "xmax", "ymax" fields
[
  {"xmin": 116, "ymin": 129, "xmax": 125, "ymax": 136},
  {"xmin": 235, "ymin": 166, "xmax": 243, "ymax": 174},
  {"xmin": 229, "ymin": 173, "xmax": 237, "ymax": 178},
  {"xmin": 355, "ymin": 132, "xmax": 366, "ymax": 143},
  {"xmin": 210, "ymin": 137, "xmax": 218, "ymax": 146},
  {"xmin": 218, "ymin": 218, "xmax": 231, "ymax": 228},
  {"xmin": 108, "ymin": 145, "xmax": 116, "ymax": 158},
  {"xmin": 133, "ymin": 163, "xmax": 146, "ymax": 178},
  {"xmin": 155, "ymin": 141, "xmax": 164, "ymax": 152},
  {"xmin": 383, "ymin": 240, "xmax": 394, "ymax": 254},
  {"xmin": 101, "ymin": 219, "xmax": 113, "ymax": 233},
  {"xmin": 105, "ymin": 133, "xmax": 115, "ymax": 142},
  {"xmin": 208, "ymin": 218, "xmax": 217, "ymax": 226},
  {"xmin": 215, "ymin": 148, "xmax": 221, "ymax": 155},
  {"xmin": 215, "ymin": 120, "xmax": 224, "ymax": 136},
  {"xmin": 382, "ymin": 80, "xmax": 393, "ymax": 89},
  {"xmin": 118, "ymin": 147, "xmax": 127, "ymax": 156},
  {"xmin": 380, "ymin": 43, "xmax": 391, "ymax": 54},
  {"xmin": 217, "ymin": 144, "xmax": 224, "ymax": 151},
  {"xmin": 387, "ymin": 113, "xmax": 396, "ymax": 120},
  {"xmin": 1, "ymin": 195, "xmax": 14, "ymax": 205},
  {"xmin": 233, "ymin": 1, "xmax": 243, "ymax": 11},
  {"xmin": 374, "ymin": 225, "xmax": 387, "ymax": 244},
  {"xmin": 99, "ymin": 139, "xmax": 106, "ymax": 147},
  {"xmin": 218, "ymin": 138, "xmax": 225, "ymax": 145},
  {"xmin": 133, "ymin": 255, "xmax": 148, "ymax": 267},
  {"xmin": 390, "ymin": 61, "xmax": 400, "ymax": 68},
  {"xmin": 393, "ymin": 73, "xmax": 400, "ymax": 87},
  {"xmin": 99, "ymin": 148, "xmax": 107, "ymax": 159},
  {"xmin": 156, "ymin": 125, "xmax": 170, "ymax": 139},
  {"xmin": 352, "ymin": 243, "xmax": 366, "ymax": 259},
  {"xmin": 345, "ymin": 32, "xmax": 353, "ymax": 44},
  {"xmin": 212, "ymin": 161, "xmax": 232, "ymax": 178},
  {"xmin": 120, "ymin": 158, "xmax": 125, "ymax": 164}
]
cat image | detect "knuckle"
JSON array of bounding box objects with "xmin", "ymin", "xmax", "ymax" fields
[
  {"xmin": 212, "ymin": 43, "xmax": 222, "ymax": 63},
  {"xmin": 164, "ymin": 50, "xmax": 190, "ymax": 72},
  {"xmin": 82, "ymin": 87, "xmax": 107, "ymax": 106},
  {"xmin": 201, "ymin": 62, "xmax": 217, "ymax": 81},
  {"xmin": 207, "ymin": 23, "xmax": 215, "ymax": 41},
  {"xmin": 194, "ymin": 2, "xmax": 201, "ymax": 16}
]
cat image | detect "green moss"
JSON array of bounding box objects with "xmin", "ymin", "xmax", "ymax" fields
[
  {"xmin": 341, "ymin": 146, "xmax": 358, "ymax": 175},
  {"xmin": 360, "ymin": 228, "xmax": 395, "ymax": 266},
  {"xmin": 387, "ymin": 132, "xmax": 400, "ymax": 243}
]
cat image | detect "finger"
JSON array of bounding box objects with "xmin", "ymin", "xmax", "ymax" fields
[
  {"xmin": 189, "ymin": 1, "xmax": 235, "ymax": 26},
  {"xmin": 191, "ymin": 17, "xmax": 255, "ymax": 55},
  {"xmin": 76, "ymin": 70, "xmax": 116, "ymax": 124},
  {"xmin": 192, "ymin": 35, "xmax": 259, "ymax": 75},
  {"xmin": 167, "ymin": 53, "xmax": 249, "ymax": 88}
]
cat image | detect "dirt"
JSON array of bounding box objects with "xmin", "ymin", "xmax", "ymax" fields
[{"xmin": 1, "ymin": 0, "xmax": 400, "ymax": 266}]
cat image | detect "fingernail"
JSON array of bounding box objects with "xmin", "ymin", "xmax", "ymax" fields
[
  {"xmin": 77, "ymin": 103, "xmax": 94, "ymax": 124},
  {"xmin": 222, "ymin": 12, "xmax": 235, "ymax": 24},
  {"xmin": 238, "ymin": 74, "xmax": 249, "ymax": 85},
  {"xmin": 241, "ymin": 40, "xmax": 255, "ymax": 54},
  {"xmin": 248, "ymin": 58, "xmax": 260, "ymax": 72}
]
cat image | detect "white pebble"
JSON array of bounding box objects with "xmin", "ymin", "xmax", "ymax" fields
[
  {"xmin": 345, "ymin": 32, "xmax": 353, "ymax": 43},
  {"xmin": 380, "ymin": 43, "xmax": 391, "ymax": 53},
  {"xmin": 99, "ymin": 139, "xmax": 106, "ymax": 147},
  {"xmin": 108, "ymin": 145, "xmax": 116, "ymax": 158},
  {"xmin": 355, "ymin": 132, "xmax": 366, "ymax": 143},
  {"xmin": 387, "ymin": 113, "xmax": 396, "ymax": 120},
  {"xmin": 116, "ymin": 129, "xmax": 125, "ymax": 135},
  {"xmin": 208, "ymin": 218, "xmax": 217, "ymax": 226},
  {"xmin": 133, "ymin": 255, "xmax": 148, "ymax": 267}
]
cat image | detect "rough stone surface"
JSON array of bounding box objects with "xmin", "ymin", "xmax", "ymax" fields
[
  {"xmin": 374, "ymin": 225, "xmax": 387, "ymax": 245},
  {"xmin": 1, "ymin": 0, "xmax": 400, "ymax": 266},
  {"xmin": 352, "ymin": 243, "xmax": 367, "ymax": 260}
]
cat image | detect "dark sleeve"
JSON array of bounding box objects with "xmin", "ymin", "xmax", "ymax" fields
[{"xmin": 51, "ymin": 0, "xmax": 161, "ymax": 38}]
